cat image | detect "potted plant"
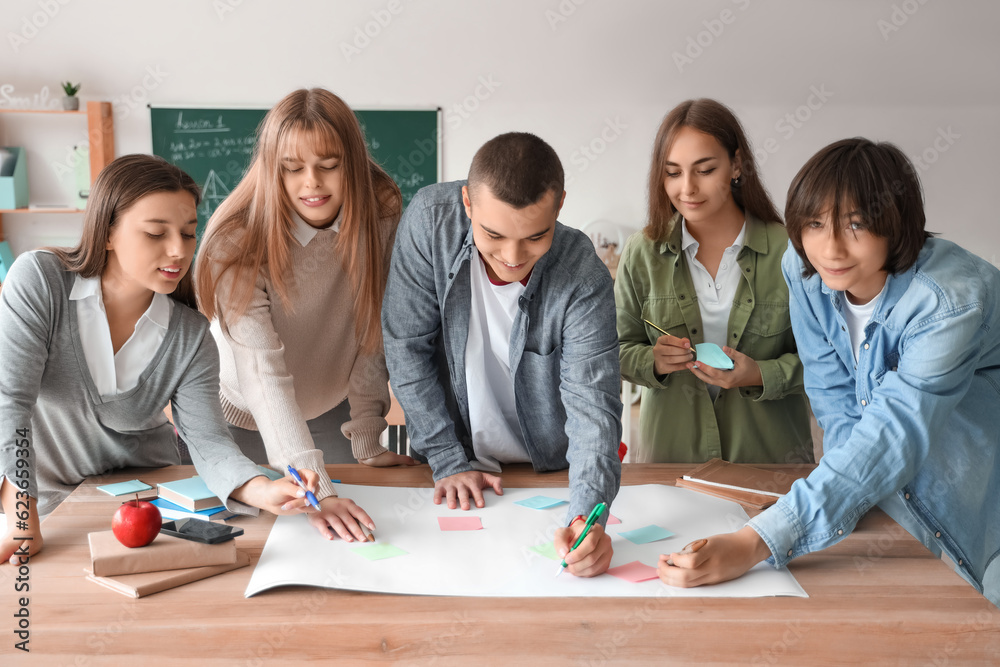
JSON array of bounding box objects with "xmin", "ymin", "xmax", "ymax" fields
[{"xmin": 61, "ymin": 81, "xmax": 81, "ymax": 111}]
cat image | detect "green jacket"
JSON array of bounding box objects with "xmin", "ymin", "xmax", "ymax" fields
[{"xmin": 615, "ymin": 213, "xmax": 813, "ymax": 464}]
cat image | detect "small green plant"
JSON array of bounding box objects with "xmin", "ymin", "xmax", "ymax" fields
[{"xmin": 61, "ymin": 81, "xmax": 81, "ymax": 97}]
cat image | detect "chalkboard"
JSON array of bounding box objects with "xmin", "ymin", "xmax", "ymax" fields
[{"xmin": 150, "ymin": 106, "xmax": 440, "ymax": 237}]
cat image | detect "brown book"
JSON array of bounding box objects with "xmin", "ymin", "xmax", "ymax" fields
[
  {"xmin": 84, "ymin": 550, "xmax": 250, "ymax": 598},
  {"xmin": 88, "ymin": 530, "xmax": 238, "ymax": 577},
  {"xmin": 675, "ymin": 459, "xmax": 796, "ymax": 510}
]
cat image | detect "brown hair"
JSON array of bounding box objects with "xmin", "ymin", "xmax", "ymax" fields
[
  {"xmin": 467, "ymin": 132, "xmax": 564, "ymax": 209},
  {"xmin": 46, "ymin": 153, "xmax": 200, "ymax": 309},
  {"xmin": 195, "ymin": 88, "xmax": 401, "ymax": 354},
  {"xmin": 785, "ymin": 138, "xmax": 932, "ymax": 277},
  {"xmin": 645, "ymin": 98, "xmax": 781, "ymax": 242}
]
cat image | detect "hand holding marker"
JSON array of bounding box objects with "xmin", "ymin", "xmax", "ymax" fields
[{"xmin": 555, "ymin": 502, "xmax": 607, "ymax": 577}]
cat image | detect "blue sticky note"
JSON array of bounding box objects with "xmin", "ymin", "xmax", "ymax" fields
[
  {"xmin": 96, "ymin": 480, "xmax": 153, "ymax": 496},
  {"xmin": 695, "ymin": 343, "xmax": 734, "ymax": 370},
  {"xmin": 515, "ymin": 496, "xmax": 568, "ymax": 510},
  {"xmin": 619, "ymin": 524, "xmax": 676, "ymax": 545}
]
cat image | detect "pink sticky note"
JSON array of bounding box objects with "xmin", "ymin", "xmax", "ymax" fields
[
  {"xmin": 607, "ymin": 514, "xmax": 621, "ymax": 525},
  {"xmin": 606, "ymin": 561, "xmax": 659, "ymax": 583},
  {"xmin": 437, "ymin": 516, "xmax": 484, "ymax": 531}
]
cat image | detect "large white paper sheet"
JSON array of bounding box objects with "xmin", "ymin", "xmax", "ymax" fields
[{"xmin": 245, "ymin": 483, "xmax": 807, "ymax": 598}]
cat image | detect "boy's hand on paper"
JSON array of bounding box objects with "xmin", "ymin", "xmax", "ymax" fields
[
  {"xmin": 554, "ymin": 521, "xmax": 612, "ymax": 577},
  {"xmin": 687, "ymin": 346, "xmax": 762, "ymax": 389},
  {"xmin": 433, "ymin": 471, "xmax": 503, "ymax": 510},
  {"xmin": 307, "ymin": 496, "xmax": 376, "ymax": 543},
  {"xmin": 657, "ymin": 527, "xmax": 771, "ymax": 587},
  {"xmin": 0, "ymin": 479, "xmax": 43, "ymax": 564},
  {"xmin": 361, "ymin": 450, "xmax": 419, "ymax": 467},
  {"xmin": 652, "ymin": 334, "xmax": 694, "ymax": 376}
]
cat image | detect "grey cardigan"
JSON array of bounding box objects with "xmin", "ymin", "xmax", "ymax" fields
[{"xmin": 0, "ymin": 251, "xmax": 261, "ymax": 515}]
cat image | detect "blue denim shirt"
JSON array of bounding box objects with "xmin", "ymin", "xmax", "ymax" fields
[
  {"xmin": 748, "ymin": 239, "xmax": 1000, "ymax": 606},
  {"xmin": 382, "ymin": 181, "xmax": 622, "ymax": 522}
]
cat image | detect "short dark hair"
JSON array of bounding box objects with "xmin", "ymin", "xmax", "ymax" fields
[
  {"xmin": 467, "ymin": 132, "xmax": 564, "ymax": 209},
  {"xmin": 785, "ymin": 138, "xmax": 932, "ymax": 277}
]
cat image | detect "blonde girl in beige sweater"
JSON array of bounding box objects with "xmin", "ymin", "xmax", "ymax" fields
[{"xmin": 196, "ymin": 88, "xmax": 415, "ymax": 542}]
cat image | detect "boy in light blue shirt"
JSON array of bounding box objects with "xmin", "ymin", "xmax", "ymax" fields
[{"xmin": 659, "ymin": 138, "xmax": 1000, "ymax": 608}]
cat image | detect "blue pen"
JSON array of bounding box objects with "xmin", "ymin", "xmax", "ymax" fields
[{"xmin": 286, "ymin": 465, "xmax": 321, "ymax": 511}]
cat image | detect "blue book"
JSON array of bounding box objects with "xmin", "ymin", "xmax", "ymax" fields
[
  {"xmin": 149, "ymin": 498, "xmax": 233, "ymax": 522},
  {"xmin": 156, "ymin": 476, "xmax": 223, "ymax": 511}
]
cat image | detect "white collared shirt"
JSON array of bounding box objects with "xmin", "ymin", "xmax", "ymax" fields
[
  {"xmin": 682, "ymin": 218, "xmax": 746, "ymax": 400},
  {"xmin": 290, "ymin": 209, "xmax": 342, "ymax": 247},
  {"xmin": 70, "ymin": 274, "xmax": 173, "ymax": 395}
]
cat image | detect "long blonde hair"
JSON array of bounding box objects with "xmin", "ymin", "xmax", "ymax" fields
[{"xmin": 196, "ymin": 88, "xmax": 401, "ymax": 354}]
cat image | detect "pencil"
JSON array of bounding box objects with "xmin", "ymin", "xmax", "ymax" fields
[{"xmin": 643, "ymin": 319, "xmax": 675, "ymax": 337}]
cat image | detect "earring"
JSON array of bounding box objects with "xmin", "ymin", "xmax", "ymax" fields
[{"xmin": 731, "ymin": 177, "xmax": 741, "ymax": 187}]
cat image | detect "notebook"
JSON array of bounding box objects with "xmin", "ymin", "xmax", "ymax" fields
[
  {"xmin": 150, "ymin": 497, "xmax": 235, "ymax": 522},
  {"xmin": 156, "ymin": 477, "xmax": 223, "ymax": 511},
  {"xmin": 85, "ymin": 551, "xmax": 250, "ymax": 598},
  {"xmin": 674, "ymin": 458, "xmax": 797, "ymax": 510},
  {"xmin": 88, "ymin": 530, "xmax": 238, "ymax": 577}
]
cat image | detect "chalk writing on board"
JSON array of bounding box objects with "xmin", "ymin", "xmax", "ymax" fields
[
  {"xmin": 197, "ymin": 170, "xmax": 232, "ymax": 222},
  {"xmin": 175, "ymin": 112, "xmax": 230, "ymax": 133}
]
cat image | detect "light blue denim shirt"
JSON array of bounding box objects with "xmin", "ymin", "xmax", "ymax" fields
[
  {"xmin": 382, "ymin": 181, "xmax": 622, "ymax": 522},
  {"xmin": 748, "ymin": 239, "xmax": 1000, "ymax": 606}
]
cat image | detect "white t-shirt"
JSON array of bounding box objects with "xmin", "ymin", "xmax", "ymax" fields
[
  {"xmin": 681, "ymin": 219, "xmax": 747, "ymax": 400},
  {"xmin": 69, "ymin": 274, "xmax": 172, "ymax": 395},
  {"xmin": 842, "ymin": 288, "xmax": 883, "ymax": 363},
  {"xmin": 464, "ymin": 254, "xmax": 531, "ymax": 472}
]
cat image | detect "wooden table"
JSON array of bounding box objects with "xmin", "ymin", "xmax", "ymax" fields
[{"xmin": 2, "ymin": 464, "xmax": 998, "ymax": 665}]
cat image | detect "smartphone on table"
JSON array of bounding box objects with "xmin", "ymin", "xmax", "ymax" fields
[{"xmin": 159, "ymin": 519, "xmax": 243, "ymax": 544}]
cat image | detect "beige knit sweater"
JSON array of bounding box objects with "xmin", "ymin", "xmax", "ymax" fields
[{"xmin": 209, "ymin": 214, "xmax": 393, "ymax": 501}]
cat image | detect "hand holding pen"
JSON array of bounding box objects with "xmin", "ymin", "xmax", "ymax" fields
[
  {"xmin": 285, "ymin": 465, "xmax": 377, "ymax": 543},
  {"xmin": 553, "ymin": 502, "xmax": 613, "ymax": 578}
]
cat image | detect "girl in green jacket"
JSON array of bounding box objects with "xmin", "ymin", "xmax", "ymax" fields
[{"xmin": 615, "ymin": 98, "xmax": 812, "ymax": 464}]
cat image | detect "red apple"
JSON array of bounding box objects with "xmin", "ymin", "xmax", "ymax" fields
[{"xmin": 112, "ymin": 499, "xmax": 162, "ymax": 548}]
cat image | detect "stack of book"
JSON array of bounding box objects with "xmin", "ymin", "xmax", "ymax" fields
[
  {"xmin": 85, "ymin": 530, "xmax": 248, "ymax": 598},
  {"xmin": 153, "ymin": 476, "xmax": 235, "ymax": 521}
]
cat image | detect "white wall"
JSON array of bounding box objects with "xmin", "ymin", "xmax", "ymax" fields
[{"xmin": 3, "ymin": 0, "xmax": 998, "ymax": 264}]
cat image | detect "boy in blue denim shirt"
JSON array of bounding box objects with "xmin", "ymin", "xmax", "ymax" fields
[
  {"xmin": 659, "ymin": 138, "xmax": 1000, "ymax": 608},
  {"xmin": 382, "ymin": 133, "xmax": 622, "ymax": 577}
]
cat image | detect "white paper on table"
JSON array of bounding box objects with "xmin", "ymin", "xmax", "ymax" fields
[{"xmin": 245, "ymin": 483, "xmax": 807, "ymax": 598}]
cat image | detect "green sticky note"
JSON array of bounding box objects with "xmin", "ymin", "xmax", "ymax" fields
[
  {"xmin": 694, "ymin": 343, "xmax": 734, "ymax": 370},
  {"xmin": 528, "ymin": 541, "xmax": 560, "ymax": 561},
  {"xmin": 350, "ymin": 543, "xmax": 408, "ymax": 561}
]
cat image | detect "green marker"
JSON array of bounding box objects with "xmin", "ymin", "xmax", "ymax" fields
[{"xmin": 555, "ymin": 502, "xmax": 607, "ymax": 577}]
